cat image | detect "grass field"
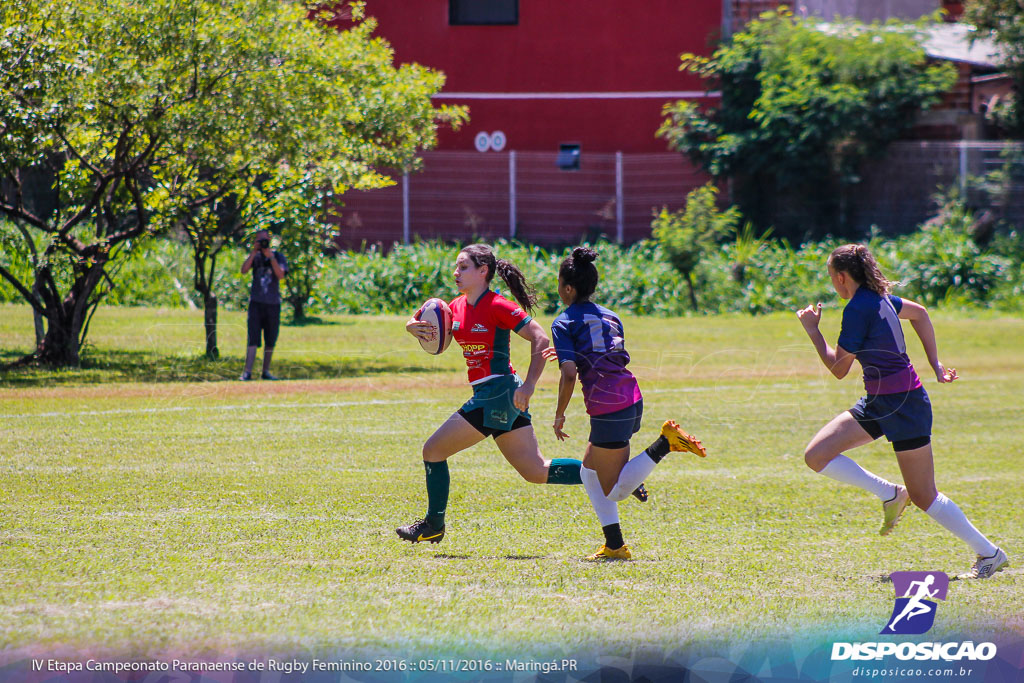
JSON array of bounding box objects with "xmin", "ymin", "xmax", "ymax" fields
[{"xmin": 1, "ymin": 303, "xmax": 1022, "ymax": 661}]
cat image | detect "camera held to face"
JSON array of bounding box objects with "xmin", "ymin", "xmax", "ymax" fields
[{"xmin": 258, "ymin": 238, "xmax": 270, "ymax": 250}]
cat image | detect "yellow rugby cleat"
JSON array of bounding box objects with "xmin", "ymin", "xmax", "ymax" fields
[
  {"xmin": 880, "ymin": 485, "xmax": 910, "ymax": 536},
  {"xmin": 661, "ymin": 420, "xmax": 707, "ymax": 457},
  {"xmin": 582, "ymin": 544, "xmax": 632, "ymax": 562}
]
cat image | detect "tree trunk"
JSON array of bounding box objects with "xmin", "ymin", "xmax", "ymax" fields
[
  {"xmin": 31, "ymin": 278, "xmax": 45, "ymax": 349},
  {"xmin": 838, "ymin": 181, "xmax": 849, "ymax": 236},
  {"xmin": 685, "ymin": 271, "xmax": 698, "ymax": 311},
  {"xmin": 291, "ymin": 297, "xmax": 304, "ymax": 322},
  {"xmin": 33, "ymin": 263, "xmax": 107, "ymax": 367},
  {"xmin": 37, "ymin": 311, "xmax": 81, "ymax": 366},
  {"xmin": 203, "ymin": 294, "xmax": 219, "ymax": 360}
]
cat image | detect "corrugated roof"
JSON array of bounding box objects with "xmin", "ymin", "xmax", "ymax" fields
[
  {"xmin": 921, "ymin": 23, "xmax": 1002, "ymax": 67},
  {"xmin": 815, "ymin": 21, "xmax": 1003, "ymax": 68}
]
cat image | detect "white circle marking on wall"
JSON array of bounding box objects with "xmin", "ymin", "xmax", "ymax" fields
[{"xmin": 474, "ymin": 132, "xmax": 492, "ymax": 153}]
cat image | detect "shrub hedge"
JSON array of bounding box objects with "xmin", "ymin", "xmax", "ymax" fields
[{"xmin": 3, "ymin": 223, "xmax": 1022, "ymax": 316}]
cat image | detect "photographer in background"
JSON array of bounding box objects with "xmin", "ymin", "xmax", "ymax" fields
[{"xmin": 240, "ymin": 229, "xmax": 288, "ymax": 381}]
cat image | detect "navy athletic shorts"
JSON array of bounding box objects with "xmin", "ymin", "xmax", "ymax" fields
[
  {"xmin": 848, "ymin": 387, "xmax": 932, "ymax": 452},
  {"xmin": 247, "ymin": 301, "xmax": 280, "ymax": 348},
  {"xmin": 589, "ymin": 399, "xmax": 643, "ymax": 449}
]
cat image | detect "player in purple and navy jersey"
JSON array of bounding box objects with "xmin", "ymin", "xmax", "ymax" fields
[
  {"xmin": 543, "ymin": 247, "xmax": 707, "ymax": 562},
  {"xmin": 797, "ymin": 244, "xmax": 1007, "ymax": 579}
]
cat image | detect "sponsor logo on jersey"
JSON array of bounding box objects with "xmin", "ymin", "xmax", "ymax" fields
[
  {"xmin": 471, "ymin": 323, "xmax": 489, "ymax": 334},
  {"xmin": 512, "ymin": 308, "xmax": 524, "ymax": 317},
  {"xmin": 452, "ymin": 321, "xmax": 461, "ymax": 331},
  {"xmin": 461, "ymin": 343, "xmax": 487, "ymax": 353}
]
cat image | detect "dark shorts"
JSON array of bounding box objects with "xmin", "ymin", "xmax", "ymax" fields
[
  {"xmin": 458, "ymin": 407, "xmax": 532, "ymax": 439},
  {"xmin": 589, "ymin": 399, "xmax": 643, "ymax": 449},
  {"xmin": 849, "ymin": 387, "xmax": 932, "ymax": 452},
  {"xmin": 459, "ymin": 374, "xmax": 532, "ymax": 438},
  {"xmin": 247, "ymin": 301, "xmax": 280, "ymax": 348}
]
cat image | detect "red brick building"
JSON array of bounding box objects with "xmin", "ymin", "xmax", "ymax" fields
[
  {"xmin": 334, "ymin": 1, "xmax": 1007, "ymax": 245},
  {"xmin": 349, "ymin": 0, "xmax": 723, "ymax": 154},
  {"xmin": 336, "ymin": 1, "xmax": 721, "ymax": 245}
]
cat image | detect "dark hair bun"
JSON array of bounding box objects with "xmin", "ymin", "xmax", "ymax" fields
[{"xmin": 572, "ymin": 247, "xmax": 598, "ymax": 264}]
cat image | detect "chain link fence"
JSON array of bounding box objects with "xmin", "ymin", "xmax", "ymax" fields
[{"xmin": 334, "ymin": 143, "xmax": 1023, "ymax": 247}]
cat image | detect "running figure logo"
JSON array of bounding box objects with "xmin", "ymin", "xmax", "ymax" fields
[{"xmin": 881, "ymin": 571, "xmax": 949, "ymax": 635}]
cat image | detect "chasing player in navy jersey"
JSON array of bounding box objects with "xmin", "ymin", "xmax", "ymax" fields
[
  {"xmin": 797, "ymin": 244, "xmax": 1007, "ymax": 579},
  {"xmin": 543, "ymin": 247, "xmax": 707, "ymax": 561}
]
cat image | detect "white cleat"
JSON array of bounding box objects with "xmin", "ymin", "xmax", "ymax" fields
[
  {"xmin": 959, "ymin": 548, "xmax": 1009, "ymax": 580},
  {"xmin": 880, "ymin": 486, "xmax": 910, "ymax": 536}
]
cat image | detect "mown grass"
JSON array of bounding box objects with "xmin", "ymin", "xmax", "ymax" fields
[{"xmin": 0, "ymin": 304, "xmax": 1021, "ymax": 660}]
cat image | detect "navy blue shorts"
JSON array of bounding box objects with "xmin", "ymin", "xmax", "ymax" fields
[
  {"xmin": 589, "ymin": 400, "xmax": 643, "ymax": 449},
  {"xmin": 848, "ymin": 387, "xmax": 932, "ymax": 452},
  {"xmin": 247, "ymin": 301, "xmax": 280, "ymax": 348}
]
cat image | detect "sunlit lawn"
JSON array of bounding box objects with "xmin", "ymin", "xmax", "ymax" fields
[{"xmin": 1, "ymin": 304, "xmax": 1021, "ymax": 658}]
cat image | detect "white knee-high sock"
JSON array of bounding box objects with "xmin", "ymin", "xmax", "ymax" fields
[
  {"xmin": 925, "ymin": 493, "xmax": 998, "ymax": 556},
  {"xmin": 607, "ymin": 452, "xmax": 658, "ymax": 502},
  {"xmin": 580, "ymin": 466, "xmax": 619, "ymax": 526},
  {"xmin": 818, "ymin": 455, "xmax": 898, "ymax": 501}
]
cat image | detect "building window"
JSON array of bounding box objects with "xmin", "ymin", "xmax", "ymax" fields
[
  {"xmin": 449, "ymin": 0, "xmax": 518, "ymax": 25},
  {"xmin": 556, "ymin": 143, "xmax": 581, "ymax": 171}
]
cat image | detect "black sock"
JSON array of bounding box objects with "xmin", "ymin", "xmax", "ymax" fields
[
  {"xmin": 645, "ymin": 435, "xmax": 670, "ymax": 463},
  {"xmin": 602, "ymin": 523, "xmax": 624, "ymax": 550}
]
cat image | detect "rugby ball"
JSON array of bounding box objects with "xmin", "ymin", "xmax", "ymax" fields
[{"xmin": 414, "ymin": 298, "xmax": 453, "ymax": 355}]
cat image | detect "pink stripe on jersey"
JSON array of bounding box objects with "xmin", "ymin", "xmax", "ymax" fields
[{"xmin": 864, "ymin": 366, "xmax": 923, "ymax": 395}]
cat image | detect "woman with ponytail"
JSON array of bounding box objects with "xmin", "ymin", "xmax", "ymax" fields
[
  {"xmin": 542, "ymin": 247, "xmax": 707, "ymax": 561},
  {"xmin": 797, "ymin": 243, "xmax": 1007, "ymax": 579},
  {"xmin": 397, "ymin": 244, "xmax": 607, "ymax": 545}
]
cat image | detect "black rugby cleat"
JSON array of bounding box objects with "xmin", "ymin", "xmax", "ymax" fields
[
  {"xmin": 396, "ymin": 518, "xmax": 446, "ymax": 544},
  {"xmin": 632, "ymin": 482, "xmax": 649, "ymax": 503}
]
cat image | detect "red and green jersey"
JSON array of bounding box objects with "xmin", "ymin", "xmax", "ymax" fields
[{"xmin": 449, "ymin": 290, "xmax": 532, "ymax": 385}]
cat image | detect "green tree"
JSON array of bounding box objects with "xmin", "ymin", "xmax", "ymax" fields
[
  {"xmin": 659, "ymin": 10, "xmax": 956, "ymax": 237},
  {"xmin": 265, "ymin": 171, "xmax": 342, "ymax": 323},
  {"xmin": 1, "ymin": 0, "xmax": 464, "ymax": 366},
  {"xmin": 1, "ymin": 0, "xmax": 167, "ymax": 365},
  {"xmin": 149, "ymin": 2, "xmax": 464, "ymax": 359},
  {"xmin": 965, "ymin": 0, "xmax": 1024, "ymax": 136},
  {"xmin": 652, "ymin": 183, "xmax": 740, "ymax": 310}
]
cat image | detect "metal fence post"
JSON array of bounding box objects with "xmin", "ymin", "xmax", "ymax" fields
[
  {"xmin": 509, "ymin": 151, "xmax": 517, "ymax": 239},
  {"xmin": 615, "ymin": 151, "xmax": 624, "ymax": 244},
  {"xmin": 402, "ymin": 172, "xmax": 410, "ymax": 245},
  {"xmin": 959, "ymin": 141, "xmax": 968, "ymax": 195}
]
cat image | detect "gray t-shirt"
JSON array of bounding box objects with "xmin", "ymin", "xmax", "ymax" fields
[{"xmin": 250, "ymin": 251, "xmax": 288, "ymax": 305}]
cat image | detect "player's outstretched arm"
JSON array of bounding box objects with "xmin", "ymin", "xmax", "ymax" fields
[
  {"xmin": 796, "ymin": 303, "xmax": 856, "ymax": 379},
  {"xmin": 551, "ymin": 360, "xmax": 577, "ymax": 441},
  {"xmin": 897, "ymin": 299, "xmax": 958, "ymax": 383}
]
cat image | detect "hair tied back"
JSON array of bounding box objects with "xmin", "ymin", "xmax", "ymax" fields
[{"xmin": 571, "ymin": 246, "xmax": 598, "ymax": 264}]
